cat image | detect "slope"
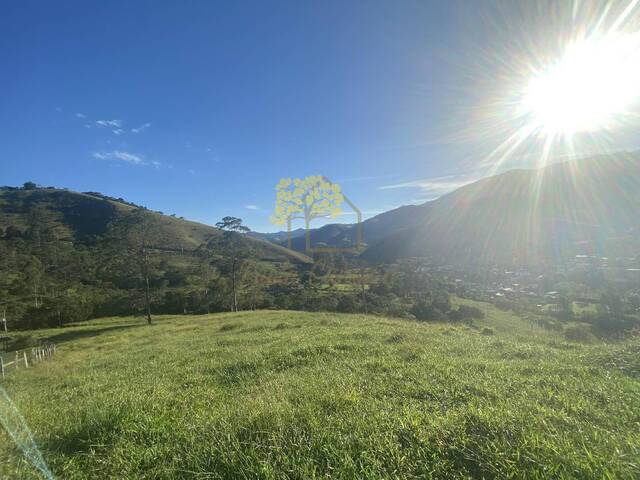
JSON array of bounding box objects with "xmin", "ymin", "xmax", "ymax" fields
[
  {"xmin": 362, "ymin": 152, "xmax": 640, "ymax": 265},
  {"xmin": 1, "ymin": 310, "xmax": 638, "ymax": 479},
  {"xmin": 0, "ymin": 187, "xmax": 310, "ymax": 263}
]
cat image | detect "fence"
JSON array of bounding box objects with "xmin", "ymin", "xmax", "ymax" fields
[{"xmin": 0, "ymin": 343, "xmax": 56, "ymax": 379}]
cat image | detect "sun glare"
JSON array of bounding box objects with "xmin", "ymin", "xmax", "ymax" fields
[
  {"xmin": 477, "ymin": 0, "xmax": 640, "ymax": 172},
  {"xmin": 521, "ymin": 32, "xmax": 640, "ymax": 135}
]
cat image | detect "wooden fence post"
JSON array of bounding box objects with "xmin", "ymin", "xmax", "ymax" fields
[
  {"xmin": 23, "ymin": 352, "xmax": 28, "ymax": 368},
  {"xmin": 15, "ymin": 351, "xmax": 18, "ymax": 370},
  {"xmin": 1, "ymin": 356, "xmax": 4, "ymax": 379}
]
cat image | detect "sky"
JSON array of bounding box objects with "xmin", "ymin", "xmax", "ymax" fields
[{"xmin": 2, "ymin": 0, "xmax": 640, "ymax": 232}]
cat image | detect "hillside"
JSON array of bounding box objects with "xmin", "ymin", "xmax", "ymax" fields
[
  {"xmin": 273, "ymin": 202, "xmax": 435, "ymax": 252},
  {"xmin": 264, "ymin": 152, "xmax": 640, "ymax": 265},
  {"xmin": 363, "ymin": 152, "xmax": 640, "ymax": 264},
  {"xmin": 0, "ymin": 186, "xmax": 310, "ymax": 327},
  {"xmin": 1, "ymin": 309, "xmax": 638, "ymax": 479},
  {"xmin": 0, "ymin": 187, "xmax": 310, "ymax": 263}
]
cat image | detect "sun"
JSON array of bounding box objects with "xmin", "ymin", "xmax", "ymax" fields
[{"xmin": 521, "ymin": 32, "xmax": 640, "ymax": 136}]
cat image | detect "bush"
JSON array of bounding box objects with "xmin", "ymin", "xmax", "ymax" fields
[
  {"xmin": 457, "ymin": 305, "xmax": 485, "ymax": 319},
  {"xmin": 411, "ymin": 299, "xmax": 446, "ymax": 322},
  {"xmin": 564, "ymin": 325, "xmax": 596, "ymax": 343},
  {"xmin": 580, "ymin": 311, "xmax": 640, "ymax": 337},
  {"xmin": 336, "ymin": 295, "xmax": 360, "ymax": 313},
  {"xmin": 480, "ymin": 327, "xmax": 495, "ymax": 336}
]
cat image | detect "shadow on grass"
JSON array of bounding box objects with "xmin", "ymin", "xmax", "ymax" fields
[
  {"xmin": 42, "ymin": 324, "xmax": 145, "ymax": 345},
  {"xmin": 45, "ymin": 411, "xmax": 124, "ymax": 455}
]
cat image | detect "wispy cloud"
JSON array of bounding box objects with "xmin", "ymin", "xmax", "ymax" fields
[
  {"xmin": 335, "ymin": 174, "xmax": 398, "ymax": 183},
  {"xmin": 112, "ymin": 129, "xmax": 125, "ymax": 135},
  {"xmin": 245, "ymin": 204, "xmax": 260, "ymax": 210},
  {"xmin": 75, "ymin": 113, "xmax": 86, "ymax": 119},
  {"xmin": 378, "ymin": 175, "xmax": 476, "ymax": 197},
  {"xmin": 131, "ymin": 122, "xmax": 151, "ymax": 134},
  {"xmin": 96, "ymin": 119, "xmax": 123, "ymax": 128},
  {"xmin": 92, "ymin": 150, "xmax": 155, "ymax": 166}
]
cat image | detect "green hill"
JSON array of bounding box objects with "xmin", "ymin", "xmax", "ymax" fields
[
  {"xmin": 0, "ymin": 187, "xmax": 310, "ymax": 262},
  {"xmin": 1, "ymin": 309, "xmax": 638, "ymax": 479},
  {"xmin": 0, "ymin": 186, "xmax": 310, "ymax": 328}
]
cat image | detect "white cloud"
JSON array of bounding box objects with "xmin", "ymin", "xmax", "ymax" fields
[
  {"xmin": 75, "ymin": 113, "xmax": 86, "ymax": 119},
  {"xmin": 245, "ymin": 204, "xmax": 260, "ymax": 210},
  {"xmin": 378, "ymin": 175, "xmax": 476, "ymax": 197},
  {"xmin": 96, "ymin": 119, "xmax": 123, "ymax": 128},
  {"xmin": 92, "ymin": 150, "xmax": 152, "ymax": 166},
  {"xmin": 112, "ymin": 129, "xmax": 125, "ymax": 135},
  {"xmin": 84, "ymin": 124, "xmax": 91, "ymax": 129},
  {"xmin": 131, "ymin": 122, "xmax": 151, "ymax": 133}
]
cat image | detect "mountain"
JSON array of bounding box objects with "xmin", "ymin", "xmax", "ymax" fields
[
  {"xmin": 248, "ymin": 228, "xmax": 306, "ymax": 244},
  {"xmin": 272, "ymin": 201, "xmax": 436, "ymax": 252},
  {"xmin": 362, "ymin": 152, "xmax": 640, "ymax": 265},
  {"xmin": 262, "ymin": 152, "xmax": 640, "ymax": 266}
]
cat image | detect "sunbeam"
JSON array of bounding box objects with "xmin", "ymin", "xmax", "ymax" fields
[
  {"xmin": 1, "ymin": 387, "xmax": 54, "ymax": 479},
  {"xmin": 461, "ymin": 0, "xmax": 640, "ymax": 173}
]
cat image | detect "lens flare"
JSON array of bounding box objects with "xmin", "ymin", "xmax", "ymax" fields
[
  {"xmin": 1, "ymin": 387, "xmax": 54, "ymax": 479},
  {"xmin": 521, "ymin": 32, "xmax": 640, "ymax": 135},
  {"xmin": 457, "ymin": 0, "xmax": 640, "ymax": 174}
]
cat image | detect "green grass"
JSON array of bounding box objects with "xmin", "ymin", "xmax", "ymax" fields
[{"xmin": 1, "ymin": 309, "xmax": 639, "ymax": 479}]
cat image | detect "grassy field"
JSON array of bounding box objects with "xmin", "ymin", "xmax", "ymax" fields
[{"xmin": 1, "ymin": 308, "xmax": 639, "ymax": 479}]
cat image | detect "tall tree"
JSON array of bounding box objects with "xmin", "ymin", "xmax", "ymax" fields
[
  {"xmin": 101, "ymin": 208, "xmax": 156, "ymax": 323},
  {"xmin": 132, "ymin": 208, "xmax": 153, "ymax": 324},
  {"xmin": 214, "ymin": 217, "xmax": 250, "ymax": 312}
]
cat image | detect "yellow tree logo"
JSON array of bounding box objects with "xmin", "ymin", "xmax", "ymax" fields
[{"xmin": 270, "ymin": 175, "xmax": 357, "ymax": 252}]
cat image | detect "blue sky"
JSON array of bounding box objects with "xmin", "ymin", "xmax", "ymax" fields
[{"xmin": 2, "ymin": 1, "xmax": 639, "ymax": 232}]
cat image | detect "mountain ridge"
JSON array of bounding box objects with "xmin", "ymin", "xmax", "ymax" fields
[{"xmin": 252, "ymin": 152, "xmax": 640, "ymax": 265}]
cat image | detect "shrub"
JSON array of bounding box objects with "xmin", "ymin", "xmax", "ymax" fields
[
  {"xmin": 564, "ymin": 325, "xmax": 596, "ymax": 343},
  {"xmin": 411, "ymin": 300, "xmax": 446, "ymax": 322},
  {"xmin": 580, "ymin": 311, "xmax": 640, "ymax": 337},
  {"xmin": 481, "ymin": 327, "xmax": 495, "ymax": 336},
  {"xmin": 457, "ymin": 305, "xmax": 485, "ymax": 319}
]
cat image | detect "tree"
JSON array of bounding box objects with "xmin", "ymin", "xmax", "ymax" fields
[
  {"xmin": 101, "ymin": 208, "xmax": 156, "ymax": 324},
  {"xmin": 22, "ymin": 181, "xmax": 37, "ymax": 190},
  {"xmin": 270, "ymin": 176, "xmax": 344, "ymax": 251},
  {"xmin": 127, "ymin": 208, "xmax": 154, "ymax": 324},
  {"xmin": 215, "ymin": 217, "xmax": 251, "ymax": 312}
]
